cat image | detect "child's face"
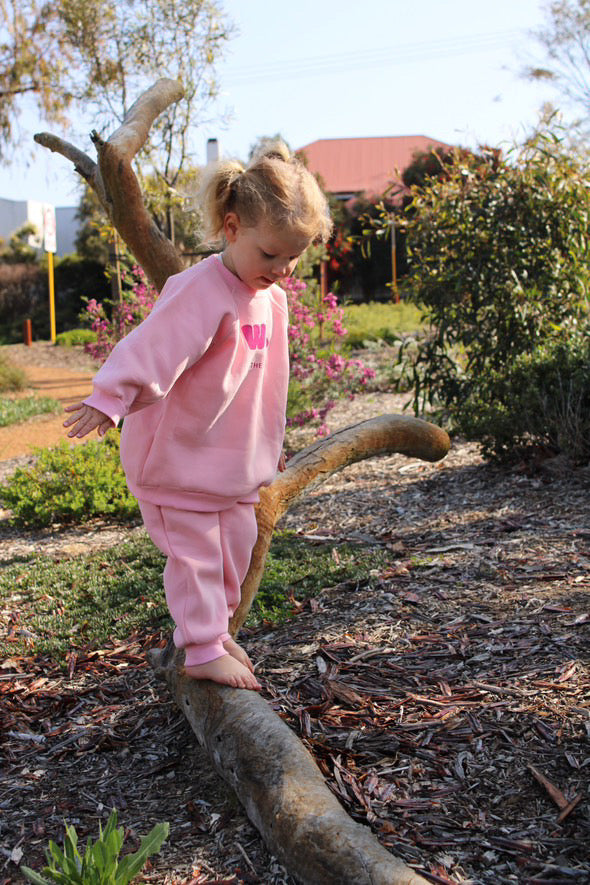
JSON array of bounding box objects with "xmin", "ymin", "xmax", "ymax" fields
[{"xmin": 222, "ymin": 213, "xmax": 310, "ymax": 291}]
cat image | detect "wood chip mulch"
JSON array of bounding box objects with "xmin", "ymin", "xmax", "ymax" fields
[{"xmin": 1, "ymin": 385, "xmax": 589, "ymax": 884}]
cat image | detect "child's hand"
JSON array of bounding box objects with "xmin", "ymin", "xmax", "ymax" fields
[
  {"xmin": 63, "ymin": 403, "xmax": 112, "ymax": 439},
  {"xmin": 278, "ymin": 451, "xmax": 287, "ymax": 472}
]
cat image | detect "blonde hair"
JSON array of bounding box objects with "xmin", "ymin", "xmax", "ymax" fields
[{"xmin": 200, "ymin": 140, "xmax": 333, "ymax": 246}]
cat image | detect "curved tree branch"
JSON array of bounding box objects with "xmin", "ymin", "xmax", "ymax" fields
[
  {"xmin": 35, "ymin": 77, "xmax": 185, "ymax": 290},
  {"xmin": 231, "ymin": 414, "xmax": 450, "ymax": 636}
]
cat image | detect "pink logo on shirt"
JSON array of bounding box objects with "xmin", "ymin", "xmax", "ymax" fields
[{"xmin": 242, "ymin": 324, "xmax": 269, "ymax": 350}]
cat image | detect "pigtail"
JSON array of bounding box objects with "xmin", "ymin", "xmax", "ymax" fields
[
  {"xmin": 199, "ymin": 159, "xmax": 244, "ymax": 243},
  {"xmin": 197, "ymin": 138, "xmax": 332, "ymax": 246}
]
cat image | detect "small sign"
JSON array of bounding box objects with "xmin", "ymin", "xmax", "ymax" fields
[
  {"xmin": 26, "ymin": 201, "xmax": 56, "ymax": 253},
  {"xmin": 42, "ymin": 204, "xmax": 56, "ymax": 253}
]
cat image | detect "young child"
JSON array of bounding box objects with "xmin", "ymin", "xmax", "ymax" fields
[{"xmin": 63, "ymin": 142, "xmax": 332, "ymax": 690}]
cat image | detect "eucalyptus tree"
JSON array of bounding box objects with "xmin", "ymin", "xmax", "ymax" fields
[{"xmin": 527, "ymin": 0, "xmax": 590, "ymax": 120}]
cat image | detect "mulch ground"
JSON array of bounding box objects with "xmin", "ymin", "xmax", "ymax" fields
[{"xmin": 1, "ymin": 344, "xmax": 589, "ymax": 884}]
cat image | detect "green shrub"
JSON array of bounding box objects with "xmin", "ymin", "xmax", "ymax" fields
[
  {"xmin": 22, "ymin": 809, "xmax": 169, "ymax": 885},
  {"xmin": 0, "ymin": 355, "xmax": 27, "ymax": 391},
  {"xmin": 457, "ymin": 336, "xmax": 590, "ymax": 463},
  {"xmin": 393, "ymin": 129, "xmax": 590, "ymax": 427},
  {"xmin": 0, "ymin": 395, "xmax": 61, "ymax": 426},
  {"xmin": 55, "ymin": 328, "xmax": 97, "ymax": 347},
  {"xmin": 0, "ymin": 434, "xmax": 138, "ymax": 526}
]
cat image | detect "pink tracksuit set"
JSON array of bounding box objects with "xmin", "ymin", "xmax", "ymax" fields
[{"xmin": 83, "ymin": 255, "xmax": 289, "ymax": 665}]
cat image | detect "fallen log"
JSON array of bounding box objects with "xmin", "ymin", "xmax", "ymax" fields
[
  {"xmin": 150, "ymin": 415, "xmax": 447, "ymax": 884},
  {"xmin": 149, "ymin": 639, "xmax": 428, "ymax": 885}
]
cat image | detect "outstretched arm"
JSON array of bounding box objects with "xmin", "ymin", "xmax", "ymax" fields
[{"xmin": 63, "ymin": 403, "xmax": 113, "ymax": 438}]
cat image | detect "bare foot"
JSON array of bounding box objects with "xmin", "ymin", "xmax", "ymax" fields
[
  {"xmin": 184, "ymin": 654, "xmax": 261, "ymax": 690},
  {"xmin": 223, "ymin": 637, "xmax": 255, "ymax": 674}
]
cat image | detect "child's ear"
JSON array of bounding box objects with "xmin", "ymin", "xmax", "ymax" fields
[{"xmin": 223, "ymin": 212, "xmax": 241, "ymax": 243}]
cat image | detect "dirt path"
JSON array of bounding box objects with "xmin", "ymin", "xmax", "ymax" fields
[{"xmin": 0, "ymin": 344, "xmax": 96, "ymax": 460}]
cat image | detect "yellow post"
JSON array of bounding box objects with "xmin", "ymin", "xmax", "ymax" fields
[
  {"xmin": 47, "ymin": 250, "xmax": 56, "ymax": 343},
  {"xmin": 391, "ymin": 222, "xmax": 399, "ymax": 303}
]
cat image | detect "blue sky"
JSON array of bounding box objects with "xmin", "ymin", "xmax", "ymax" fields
[{"xmin": 0, "ymin": 0, "xmax": 556, "ymax": 207}]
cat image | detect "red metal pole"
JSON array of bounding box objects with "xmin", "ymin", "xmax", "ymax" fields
[{"xmin": 23, "ymin": 319, "xmax": 33, "ymax": 346}]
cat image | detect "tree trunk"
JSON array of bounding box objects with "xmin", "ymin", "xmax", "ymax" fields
[
  {"xmin": 35, "ymin": 81, "xmax": 448, "ymax": 884},
  {"xmin": 149, "ymin": 640, "xmax": 429, "ymax": 885}
]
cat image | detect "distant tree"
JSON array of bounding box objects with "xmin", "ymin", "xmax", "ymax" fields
[
  {"xmin": 401, "ymin": 145, "xmax": 455, "ymax": 190},
  {"xmin": 0, "ymin": 0, "xmax": 74, "ymax": 158},
  {"xmin": 75, "ymin": 186, "xmax": 110, "ymax": 264},
  {"xmin": 59, "ymin": 0, "xmax": 233, "ymax": 210},
  {"xmin": 526, "ymin": 0, "xmax": 590, "ymax": 118},
  {"xmin": 0, "ymin": 223, "xmax": 39, "ymax": 263},
  {"xmin": 1, "ymin": 0, "xmax": 234, "ymax": 213}
]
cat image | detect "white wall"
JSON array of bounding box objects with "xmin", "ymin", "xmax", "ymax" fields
[{"xmin": 0, "ymin": 198, "xmax": 79, "ymax": 257}]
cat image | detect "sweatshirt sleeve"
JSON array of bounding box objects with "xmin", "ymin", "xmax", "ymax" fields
[{"xmin": 83, "ymin": 266, "xmax": 233, "ymax": 426}]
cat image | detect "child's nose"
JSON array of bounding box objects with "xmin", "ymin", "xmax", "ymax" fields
[{"xmin": 273, "ymin": 257, "xmax": 295, "ymax": 278}]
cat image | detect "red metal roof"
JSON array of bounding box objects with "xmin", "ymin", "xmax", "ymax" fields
[{"xmin": 298, "ymin": 135, "xmax": 453, "ymax": 196}]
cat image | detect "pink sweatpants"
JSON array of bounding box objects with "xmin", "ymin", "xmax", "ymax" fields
[{"xmin": 139, "ymin": 501, "xmax": 258, "ymax": 666}]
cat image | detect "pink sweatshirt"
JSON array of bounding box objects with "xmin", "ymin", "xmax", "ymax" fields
[{"xmin": 83, "ymin": 255, "xmax": 289, "ymax": 510}]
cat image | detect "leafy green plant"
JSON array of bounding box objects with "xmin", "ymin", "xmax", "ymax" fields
[
  {"xmin": 21, "ymin": 809, "xmax": 169, "ymax": 885},
  {"xmin": 55, "ymin": 329, "xmax": 98, "ymax": 347},
  {"xmin": 0, "ymin": 434, "xmax": 138, "ymax": 526},
  {"xmin": 0, "ymin": 355, "xmax": 27, "ymax": 391},
  {"xmin": 0, "ymin": 395, "xmax": 60, "ymax": 426},
  {"xmin": 458, "ymin": 335, "xmax": 590, "ymax": 463},
  {"xmin": 389, "ymin": 129, "xmax": 590, "ymax": 427}
]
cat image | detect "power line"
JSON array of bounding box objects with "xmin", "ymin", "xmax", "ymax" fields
[{"xmin": 221, "ymin": 29, "xmax": 524, "ymax": 87}]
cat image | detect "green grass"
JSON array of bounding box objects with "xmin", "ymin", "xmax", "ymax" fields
[
  {"xmin": 0, "ymin": 356, "xmax": 27, "ymax": 392},
  {"xmin": 0, "ymin": 532, "xmax": 386, "ymax": 663},
  {"xmin": 55, "ymin": 328, "xmax": 97, "ymax": 347},
  {"xmin": 0, "ymin": 395, "xmax": 61, "ymax": 426},
  {"xmin": 342, "ymin": 301, "xmax": 425, "ymax": 348}
]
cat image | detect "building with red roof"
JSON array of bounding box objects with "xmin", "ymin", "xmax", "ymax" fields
[{"xmin": 298, "ymin": 135, "xmax": 453, "ymax": 200}]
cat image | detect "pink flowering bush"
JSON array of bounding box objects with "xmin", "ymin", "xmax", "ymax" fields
[
  {"xmin": 84, "ymin": 267, "xmax": 376, "ymax": 437},
  {"xmin": 84, "ymin": 265, "xmax": 157, "ymax": 362},
  {"xmin": 284, "ymin": 276, "xmax": 376, "ymax": 436}
]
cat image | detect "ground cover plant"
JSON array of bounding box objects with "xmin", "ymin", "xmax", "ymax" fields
[
  {"xmin": 342, "ymin": 300, "xmax": 424, "ymax": 348},
  {"xmin": 55, "ymin": 329, "xmax": 97, "ymax": 348},
  {"xmin": 377, "ymin": 127, "xmax": 590, "ymax": 463},
  {"xmin": 0, "ymin": 436, "xmax": 137, "ymax": 527},
  {"xmin": 0, "ymin": 396, "xmax": 61, "ymax": 427},
  {"xmin": 0, "ymin": 531, "xmax": 383, "ymax": 662}
]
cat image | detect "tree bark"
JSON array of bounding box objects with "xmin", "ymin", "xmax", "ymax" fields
[{"xmin": 149, "ymin": 640, "xmax": 429, "ymax": 885}]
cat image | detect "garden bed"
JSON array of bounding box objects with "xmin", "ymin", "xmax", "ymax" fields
[{"xmin": 1, "ymin": 354, "xmax": 589, "ymax": 884}]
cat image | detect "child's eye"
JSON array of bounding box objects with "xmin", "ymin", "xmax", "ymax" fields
[{"xmin": 261, "ymin": 250, "xmax": 275, "ymax": 260}]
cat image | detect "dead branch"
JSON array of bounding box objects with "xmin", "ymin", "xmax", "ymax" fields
[
  {"xmin": 231, "ymin": 414, "xmax": 450, "ymax": 635},
  {"xmin": 149, "ymin": 640, "xmax": 429, "ymax": 885},
  {"xmin": 35, "ymin": 78, "xmax": 184, "ymax": 290}
]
